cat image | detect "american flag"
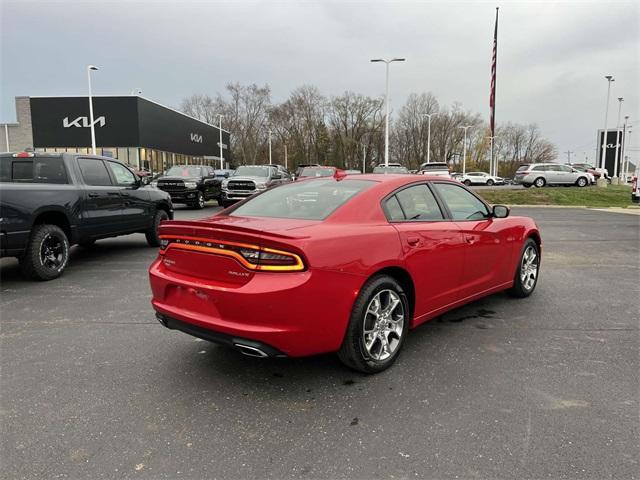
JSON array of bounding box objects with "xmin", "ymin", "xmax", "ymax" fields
[{"xmin": 490, "ymin": 7, "xmax": 499, "ymax": 137}]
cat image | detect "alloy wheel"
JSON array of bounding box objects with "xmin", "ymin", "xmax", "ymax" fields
[
  {"xmin": 362, "ymin": 289, "xmax": 405, "ymax": 361},
  {"xmin": 520, "ymin": 245, "xmax": 539, "ymax": 291},
  {"xmin": 39, "ymin": 233, "xmax": 65, "ymax": 270}
]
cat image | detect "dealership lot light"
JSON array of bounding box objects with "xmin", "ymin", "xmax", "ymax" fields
[
  {"xmin": 371, "ymin": 58, "xmax": 405, "ymax": 166},
  {"xmin": 87, "ymin": 65, "xmax": 99, "ymax": 155},
  {"xmin": 598, "ymin": 75, "xmax": 614, "ymax": 187}
]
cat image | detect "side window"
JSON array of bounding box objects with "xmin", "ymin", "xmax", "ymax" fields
[
  {"xmin": 558, "ymin": 165, "xmax": 573, "ymax": 172},
  {"xmin": 107, "ymin": 161, "xmax": 136, "ymax": 186},
  {"xmin": 12, "ymin": 161, "xmax": 33, "ymax": 182},
  {"xmin": 384, "ymin": 195, "xmax": 405, "ymax": 221},
  {"xmin": 78, "ymin": 158, "xmax": 112, "ymax": 186},
  {"xmin": 34, "ymin": 158, "xmax": 68, "ymax": 184},
  {"xmin": 532, "ymin": 165, "xmax": 547, "ymax": 171},
  {"xmin": 394, "ymin": 184, "xmax": 443, "ymax": 221},
  {"xmin": 434, "ymin": 183, "xmax": 489, "ymax": 221}
]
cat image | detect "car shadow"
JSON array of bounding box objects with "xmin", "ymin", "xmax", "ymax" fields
[{"xmin": 166, "ymin": 294, "xmax": 511, "ymax": 394}]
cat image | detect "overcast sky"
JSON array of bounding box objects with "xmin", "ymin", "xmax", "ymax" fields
[{"xmin": 1, "ymin": 0, "xmax": 638, "ymax": 162}]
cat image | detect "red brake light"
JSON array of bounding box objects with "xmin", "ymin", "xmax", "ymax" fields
[{"xmin": 13, "ymin": 152, "xmax": 34, "ymax": 158}]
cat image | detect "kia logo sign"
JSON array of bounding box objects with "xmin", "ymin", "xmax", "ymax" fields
[
  {"xmin": 190, "ymin": 133, "xmax": 203, "ymax": 143},
  {"xmin": 63, "ymin": 116, "xmax": 106, "ymax": 128}
]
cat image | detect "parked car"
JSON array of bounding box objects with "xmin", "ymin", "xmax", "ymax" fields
[
  {"xmin": 345, "ymin": 169, "xmax": 362, "ymax": 175},
  {"xmin": 220, "ymin": 164, "xmax": 290, "ymax": 207},
  {"xmin": 564, "ymin": 164, "xmax": 596, "ymax": 184},
  {"xmin": 514, "ymin": 163, "xmax": 591, "ymax": 188},
  {"xmin": 373, "ymin": 165, "xmax": 410, "ymax": 174},
  {"xmin": 297, "ymin": 166, "xmax": 337, "ymax": 179},
  {"xmin": 1, "ymin": 152, "xmax": 173, "ymax": 280},
  {"xmin": 149, "ymin": 175, "xmax": 541, "ymax": 373},
  {"xmin": 459, "ymin": 171, "xmax": 505, "ymax": 186},
  {"xmin": 567, "ymin": 163, "xmax": 608, "ymax": 181},
  {"xmin": 418, "ymin": 162, "xmax": 451, "ymax": 178},
  {"xmin": 632, "ymin": 175, "xmax": 639, "ymax": 203},
  {"xmin": 294, "ymin": 164, "xmax": 321, "ymax": 179},
  {"xmin": 153, "ymin": 165, "xmax": 220, "ymax": 209}
]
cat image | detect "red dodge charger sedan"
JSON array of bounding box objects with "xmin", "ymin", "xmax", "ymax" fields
[{"xmin": 149, "ymin": 174, "xmax": 541, "ymax": 373}]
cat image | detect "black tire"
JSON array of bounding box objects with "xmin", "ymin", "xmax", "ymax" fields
[
  {"xmin": 219, "ymin": 200, "xmax": 232, "ymax": 209},
  {"xmin": 19, "ymin": 224, "xmax": 70, "ymax": 281},
  {"xmin": 145, "ymin": 209, "xmax": 169, "ymax": 247},
  {"xmin": 507, "ymin": 238, "xmax": 540, "ymax": 298},
  {"xmin": 533, "ymin": 177, "xmax": 546, "ymax": 188},
  {"xmin": 338, "ymin": 275, "xmax": 410, "ymax": 374},
  {"xmin": 463, "ymin": 179, "xmax": 472, "ymax": 186},
  {"xmin": 77, "ymin": 239, "xmax": 96, "ymax": 248},
  {"xmin": 486, "ymin": 179, "xmax": 495, "ymax": 186},
  {"xmin": 576, "ymin": 177, "xmax": 588, "ymax": 188},
  {"xmin": 194, "ymin": 191, "xmax": 206, "ymax": 209}
]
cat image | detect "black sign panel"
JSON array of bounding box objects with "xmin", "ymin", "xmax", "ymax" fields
[
  {"xmin": 29, "ymin": 96, "xmax": 230, "ymax": 158},
  {"xmin": 137, "ymin": 98, "xmax": 229, "ymax": 157},
  {"xmin": 597, "ymin": 129, "xmax": 624, "ymax": 175},
  {"xmin": 30, "ymin": 97, "xmax": 139, "ymax": 148}
]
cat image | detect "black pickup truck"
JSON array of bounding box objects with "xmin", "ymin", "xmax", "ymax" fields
[
  {"xmin": 0, "ymin": 152, "xmax": 173, "ymax": 280},
  {"xmin": 152, "ymin": 165, "xmax": 227, "ymax": 208}
]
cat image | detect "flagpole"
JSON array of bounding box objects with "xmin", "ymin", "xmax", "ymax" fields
[{"xmin": 490, "ymin": 7, "xmax": 499, "ymax": 176}]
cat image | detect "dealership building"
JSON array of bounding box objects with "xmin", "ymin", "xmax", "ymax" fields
[{"xmin": 1, "ymin": 96, "xmax": 230, "ymax": 173}]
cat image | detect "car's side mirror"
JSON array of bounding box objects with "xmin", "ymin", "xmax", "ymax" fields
[{"xmin": 492, "ymin": 205, "xmax": 510, "ymax": 218}]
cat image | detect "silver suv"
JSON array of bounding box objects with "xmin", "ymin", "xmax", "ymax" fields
[{"xmin": 514, "ymin": 163, "xmax": 590, "ymax": 188}]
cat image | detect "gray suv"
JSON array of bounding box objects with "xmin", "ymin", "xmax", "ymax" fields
[
  {"xmin": 514, "ymin": 163, "xmax": 590, "ymax": 188},
  {"xmin": 220, "ymin": 164, "xmax": 290, "ymax": 207}
]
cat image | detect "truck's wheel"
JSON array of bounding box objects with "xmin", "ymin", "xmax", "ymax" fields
[
  {"xmin": 145, "ymin": 209, "xmax": 169, "ymax": 247},
  {"xmin": 194, "ymin": 191, "xmax": 206, "ymax": 209},
  {"xmin": 19, "ymin": 224, "xmax": 70, "ymax": 281}
]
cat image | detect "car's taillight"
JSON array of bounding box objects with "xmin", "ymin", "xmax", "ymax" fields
[{"xmin": 158, "ymin": 236, "xmax": 305, "ymax": 272}]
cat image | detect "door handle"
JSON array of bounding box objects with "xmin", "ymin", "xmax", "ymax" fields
[
  {"xmin": 465, "ymin": 235, "xmax": 476, "ymax": 244},
  {"xmin": 407, "ymin": 236, "xmax": 420, "ymax": 246},
  {"xmin": 88, "ymin": 192, "xmax": 99, "ymax": 198}
]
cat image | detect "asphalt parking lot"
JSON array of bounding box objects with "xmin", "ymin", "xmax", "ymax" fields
[{"xmin": 1, "ymin": 205, "xmax": 638, "ymax": 479}]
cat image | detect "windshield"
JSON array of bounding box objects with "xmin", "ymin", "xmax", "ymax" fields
[
  {"xmin": 234, "ymin": 166, "xmax": 270, "ymax": 177},
  {"xmin": 300, "ymin": 167, "xmax": 334, "ymax": 177},
  {"xmin": 166, "ymin": 166, "xmax": 203, "ymax": 177},
  {"xmin": 230, "ymin": 179, "xmax": 374, "ymax": 220},
  {"xmin": 373, "ymin": 166, "xmax": 409, "ymax": 174}
]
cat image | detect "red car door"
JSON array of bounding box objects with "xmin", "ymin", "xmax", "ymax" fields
[
  {"xmin": 384, "ymin": 183, "xmax": 466, "ymax": 323},
  {"xmin": 432, "ymin": 182, "xmax": 511, "ymax": 297}
]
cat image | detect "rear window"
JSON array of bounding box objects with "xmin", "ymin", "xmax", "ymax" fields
[
  {"xmin": 516, "ymin": 165, "xmax": 530, "ymax": 172},
  {"xmin": 300, "ymin": 167, "xmax": 334, "ymax": 177},
  {"xmin": 420, "ymin": 163, "xmax": 449, "ymax": 171},
  {"xmin": 373, "ymin": 166, "xmax": 409, "ymax": 174},
  {"xmin": 1, "ymin": 157, "xmax": 68, "ymax": 184},
  {"xmin": 230, "ymin": 179, "xmax": 374, "ymax": 220}
]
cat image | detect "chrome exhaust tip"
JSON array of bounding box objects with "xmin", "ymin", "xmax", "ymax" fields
[{"xmin": 234, "ymin": 343, "xmax": 269, "ymax": 358}]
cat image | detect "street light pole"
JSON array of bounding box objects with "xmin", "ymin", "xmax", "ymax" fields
[
  {"xmin": 612, "ymin": 97, "xmax": 624, "ymax": 183},
  {"xmin": 621, "ymin": 115, "xmax": 629, "ymax": 182},
  {"xmin": 217, "ymin": 114, "xmax": 224, "ymax": 169},
  {"xmin": 371, "ymin": 58, "xmax": 405, "ymax": 166},
  {"xmin": 598, "ymin": 75, "xmax": 615, "ymax": 187},
  {"xmin": 268, "ymin": 129, "xmax": 272, "ymax": 165},
  {"xmin": 458, "ymin": 125, "xmax": 472, "ymax": 175},
  {"xmin": 87, "ymin": 65, "xmax": 99, "ymax": 155},
  {"xmin": 486, "ymin": 136, "xmax": 496, "ymax": 175},
  {"xmin": 422, "ymin": 113, "xmax": 439, "ymax": 165}
]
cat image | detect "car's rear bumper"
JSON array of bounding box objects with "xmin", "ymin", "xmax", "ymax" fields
[{"xmin": 149, "ymin": 258, "xmax": 364, "ymax": 357}]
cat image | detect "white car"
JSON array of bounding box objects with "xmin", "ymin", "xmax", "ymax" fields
[
  {"xmin": 419, "ymin": 162, "xmax": 451, "ymax": 179},
  {"xmin": 459, "ymin": 171, "xmax": 505, "ymax": 186}
]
